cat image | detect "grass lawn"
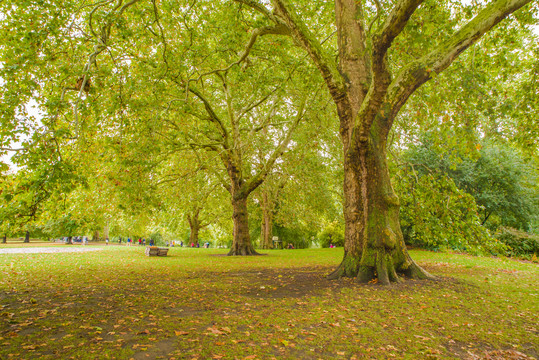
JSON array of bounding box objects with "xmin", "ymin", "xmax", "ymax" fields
[{"xmin": 1, "ymin": 245, "xmax": 537, "ymax": 359}]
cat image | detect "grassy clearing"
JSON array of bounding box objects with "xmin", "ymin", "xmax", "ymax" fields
[{"xmin": 1, "ymin": 246, "xmax": 537, "ymax": 359}]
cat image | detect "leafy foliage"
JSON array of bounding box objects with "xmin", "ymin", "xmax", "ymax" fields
[
  {"xmin": 494, "ymin": 227, "xmax": 539, "ymax": 258},
  {"xmin": 0, "ymin": 0, "xmax": 537, "ymax": 265},
  {"xmin": 402, "ymin": 137, "xmax": 539, "ymax": 232},
  {"xmin": 393, "ymin": 162, "xmax": 504, "ymax": 255}
]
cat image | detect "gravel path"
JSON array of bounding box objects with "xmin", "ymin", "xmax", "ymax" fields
[{"xmin": 0, "ymin": 247, "xmax": 103, "ymax": 254}]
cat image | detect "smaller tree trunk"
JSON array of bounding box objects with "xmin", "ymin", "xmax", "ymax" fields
[
  {"xmin": 92, "ymin": 230, "xmax": 100, "ymax": 242},
  {"xmin": 187, "ymin": 211, "xmax": 201, "ymax": 246},
  {"xmin": 260, "ymin": 192, "xmax": 273, "ymax": 249},
  {"xmin": 2, "ymin": 234, "xmax": 6, "ymax": 244},
  {"xmin": 103, "ymin": 222, "xmax": 109, "ymax": 240},
  {"xmin": 67, "ymin": 236, "xmax": 73, "ymax": 244},
  {"xmin": 24, "ymin": 231, "xmax": 30, "ymax": 243},
  {"xmin": 228, "ymin": 197, "xmax": 259, "ymax": 255},
  {"xmin": 189, "ymin": 223, "xmax": 200, "ymax": 246}
]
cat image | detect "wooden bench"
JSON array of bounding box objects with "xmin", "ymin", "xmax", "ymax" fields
[{"xmin": 145, "ymin": 246, "xmax": 169, "ymax": 256}]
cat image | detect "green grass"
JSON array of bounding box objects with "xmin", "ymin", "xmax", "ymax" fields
[{"xmin": 1, "ymin": 245, "xmax": 537, "ymax": 359}]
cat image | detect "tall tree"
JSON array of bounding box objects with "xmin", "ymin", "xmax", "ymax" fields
[{"xmin": 233, "ymin": 0, "xmax": 536, "ymax": 282}]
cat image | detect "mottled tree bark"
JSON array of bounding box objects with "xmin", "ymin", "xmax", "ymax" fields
[
  {"xmin": 329, "ymin": 124, "xmax": 431, "ymax": 283},
  {"xmin": 189, "ymin": 226, "xmax": 199, "ymax": 246},
  {"xmin": 24, "ymin": 230, "xmax": 30, "ymax": 243}
]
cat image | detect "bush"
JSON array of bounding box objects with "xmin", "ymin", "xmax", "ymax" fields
[
  {"xmin": 494, "ymin": 227, "xmax": 539, "ymax": 258},
  {"xmin": 394, "ymin": 166, "xmax": 506, "ymax": 255}
]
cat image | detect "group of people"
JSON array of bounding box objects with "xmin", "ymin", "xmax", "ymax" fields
[
  {"xmin": 123, "ymin": 237, "xmax": 155, "ymax": 246},
  {"xmin": 105, "ymin": 236, "xmax": 212, "ymax": 248}
]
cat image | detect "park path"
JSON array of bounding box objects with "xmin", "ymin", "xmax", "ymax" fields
[{"xmin": 0, "ymin": 247, "xmax": 103, "ymax": 254}]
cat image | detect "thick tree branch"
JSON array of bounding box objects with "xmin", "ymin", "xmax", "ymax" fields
[
  {"xmin": 334, "ymin": 0, "xmax": 370, "ymax": 106},
  {"xmin": 0, "ymin": 147, "xmax": 25, "ymax": 152},
  {"xmin": 354, "ymin": 0, "xmax": 424, "ymax": 141},
  {"xmin": 374, "ymin": 0, "xmax": 424, "ymax": 57},
  {"xmin": 386, "ymin": 0, "xmax": 533, "ymax": 127},
  {"xmin": 272, "ymin": 0, "xmax": 347, "ymax": 104},
  {"xmin": 186, "ymin": 85, "xmax": 231, "ymax": 150},
  {"xmin": 233, "ymin": 0, "xmax": 280, "ymax": 23}
]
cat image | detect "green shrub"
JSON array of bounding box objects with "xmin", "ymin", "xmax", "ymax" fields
[
  {"xmin": 495, "ymin": 227, "xmax": 539, "ymax": 257},
  {"xmin": 395, "ymin": 167, "xmax": 505, "ymax": 255}
]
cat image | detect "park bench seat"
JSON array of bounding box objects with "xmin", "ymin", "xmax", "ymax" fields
[{"xmin": 145, "ymin": 246, "xmax": 169, "ymax": 257}]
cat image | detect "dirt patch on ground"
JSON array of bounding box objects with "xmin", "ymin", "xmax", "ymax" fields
[{"xmin": 206, "ymin": 265, "xmax": 462, "ymax": 300}]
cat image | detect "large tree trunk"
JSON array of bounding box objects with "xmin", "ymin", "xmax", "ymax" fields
[
  {"xmin": 330, "ymin": 128, "xmax": 432, "ymax": 284},
  {"xmin": 92, "ymin": 230, "xmax": 100, "ymax": 242},
  {"xmin": 228, "ymin": 197, "xmax": 259, "ymax": 255},
  {"xmin": 24, "ymin": 231, "xmax": 30, "ymax": 243},
  {"xmin": 2, "ymin": 234, "xmax": 6, "ymax": 244},
  {"xmin": 260, "ymin": 191, "xmax": 273, "ymax": 249}
]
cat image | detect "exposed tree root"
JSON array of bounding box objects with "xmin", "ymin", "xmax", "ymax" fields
[
  {"xmin": 329, "ymin": 252, "xmax": 435, "ymax": 284},
  {"xmin": 227, "ymin": 246, "xmax": 261, "ymax": 256},
  {"xmin": 402, "ymin": 259, "xmax": 435, "ymax": 280}
]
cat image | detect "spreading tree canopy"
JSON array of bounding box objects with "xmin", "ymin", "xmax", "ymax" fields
[{"xmin": 1, "ymin": 0, "xmax": 537, "ymax": 283}]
